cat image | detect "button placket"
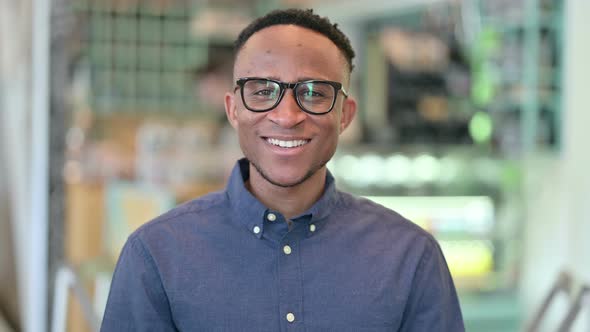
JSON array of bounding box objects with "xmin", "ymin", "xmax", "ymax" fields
[{"xmin": 278, "ymin": 233, "xmax": 303, "ymax": 330}]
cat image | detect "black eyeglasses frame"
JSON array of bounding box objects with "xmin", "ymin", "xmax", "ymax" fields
[{"xmin": 234, "ymin": 77, "xmax": 348, "ymax": 115}]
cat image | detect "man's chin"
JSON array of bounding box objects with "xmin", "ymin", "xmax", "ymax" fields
[
  {"xmin": 261, "ymin": 172, "xmax": 311, "ymax": 188},
  {"xmin": 250, "ymin": 161, "xmax": 321, "ymax": 188}
]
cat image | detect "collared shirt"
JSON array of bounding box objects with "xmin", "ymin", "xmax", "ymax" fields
[{"xmin": 101, "ymin": 158, "xmax": 464, "ymax": 332}]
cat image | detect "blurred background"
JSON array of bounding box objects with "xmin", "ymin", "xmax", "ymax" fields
[{"xmin": 1, "ymin": 0, "xmax": 589, "ymax": 331}]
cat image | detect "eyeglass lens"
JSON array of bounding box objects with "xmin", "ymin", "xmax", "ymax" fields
[{"xmin": 242, "ymin": 79, "xmax": 336, "ymax": 114}]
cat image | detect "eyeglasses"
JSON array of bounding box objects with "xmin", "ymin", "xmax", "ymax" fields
[{"xmin": 235, "ymin": 77, "xmax": 348, "ymax": 115}]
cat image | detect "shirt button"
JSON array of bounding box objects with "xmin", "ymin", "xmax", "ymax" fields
[
  {"xmin": 253, "ymin": 226, "xmax": 261, "ymax": 234},
  {"xmin": 310, "ymin": 224, "xmax": 316, "ymax": 232},
  {"xmin": 283, "ymin": 245, "xmax": 292, "ymax": 255},
  {"xmin": 286, "ymin": 312, "xmax": 295, "ymax": 323},
  {"xmin": 267, "ymin": 213, "xmax": 277, "ymax": 222}
]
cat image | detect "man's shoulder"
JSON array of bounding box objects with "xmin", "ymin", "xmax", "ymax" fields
[
  {"xmin": 336, "ymin": 191, "xmax": 435, "ymax": 242},
  {"xmin": 132, "ymin": 189, "xmax": 228, "ymax": 237}
]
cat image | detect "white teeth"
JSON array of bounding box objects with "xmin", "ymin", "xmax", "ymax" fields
[{"xmin": 267, "ymin": 138, "xmax": 309, "ymax": 148}]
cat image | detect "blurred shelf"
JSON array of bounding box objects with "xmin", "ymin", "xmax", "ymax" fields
[{"xmin": 460, "ymin": 290, "xmax": 521, "ymax": 332}]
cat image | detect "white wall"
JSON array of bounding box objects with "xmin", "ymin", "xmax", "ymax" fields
[
  {"xmin": 0, "ymin": 142, "xmax": 18, "ymax": 330},
  {"xmin": 0, "ymin": 0, "xmax": 32, "ymax": 330},
  {"xmin": 1, "ymin": 0, "xmax": 50, "ymax": 331},
  {"xmin": 561, "ymin": 0, "xmax": 590, "ymax": 285},
  {"xmin": 521, "ymin": 0, "xmax": 590, "ymax": 330}
]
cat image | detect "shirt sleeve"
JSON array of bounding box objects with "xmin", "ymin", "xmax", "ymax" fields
[
  {"xmin": 398, "ymin": 238, "xmax": 465, "ymax": 332},
  {"xmin": 100, "ymin": 235, "xmax": 177, "ymax": 332}
]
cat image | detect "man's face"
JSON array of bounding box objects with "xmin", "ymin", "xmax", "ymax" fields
[{"xmin": 225, "ymin": 25, "xmax": 356, "ymax": 188}]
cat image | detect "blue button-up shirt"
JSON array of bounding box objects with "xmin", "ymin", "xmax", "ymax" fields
[{"xmin": 101, "ymin": 159, "xmax": 464, "ymax": 331}]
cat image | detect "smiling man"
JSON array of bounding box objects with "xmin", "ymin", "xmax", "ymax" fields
[{"xmin": 101, "ymin": 8, "xmax": 464, "ymax": 332}]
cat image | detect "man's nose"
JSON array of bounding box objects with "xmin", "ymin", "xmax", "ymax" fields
[{"xmin": 266, "ymin": 90, "xmax": 307, "ymax": 128}]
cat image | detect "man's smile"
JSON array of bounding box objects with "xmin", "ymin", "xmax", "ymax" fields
[{"xmin": 264, "ymin": 137, "xmax": 311, "ymax": 148}]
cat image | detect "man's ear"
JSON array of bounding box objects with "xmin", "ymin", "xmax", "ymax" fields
[
  {"xmin": 224, "ymin": 92, "xmax": 239, "ymax": 129},
  {"xmin": 339, "ymin": 96, "xmax": 357, "ymax": 133}
]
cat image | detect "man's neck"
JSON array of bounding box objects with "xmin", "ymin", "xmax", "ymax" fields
[{"xmin": 246, "ymin": 165, "xmax": 327, "ymax": 220}]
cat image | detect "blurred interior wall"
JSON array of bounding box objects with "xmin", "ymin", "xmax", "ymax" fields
[
  {"xmin": 0, "ymin": 145, "xmax": 17, "ymax": 331},
  {"xmin": 0, "ymin": 0, "xmax": 33, "ymax": 330},
  {"xmin": 560, "ymin": 0, "xmax": 590, "ymax": 291},
  {"xmin": 521, "ymin": 0, "xmax": 590, "ymax": 330}
]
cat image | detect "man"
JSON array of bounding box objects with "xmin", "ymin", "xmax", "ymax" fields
[{"xmin": 101, "ymin": 8, "xmax": 464, "ymax": 331}]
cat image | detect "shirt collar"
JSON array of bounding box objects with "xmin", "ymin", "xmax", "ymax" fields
[{"xmin": 226, "ymin": 158, "xmax": 339, "ymax": 237}]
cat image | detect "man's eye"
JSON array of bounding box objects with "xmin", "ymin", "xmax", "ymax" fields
[
  {"xmin": 300, "ymin": 90, "xmax": 324, "ymax": 98},
  {"xmin": 254, "ymin": 89, "xmax": 276, "ymax": 96}
]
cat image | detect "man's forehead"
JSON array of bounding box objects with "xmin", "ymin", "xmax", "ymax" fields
[
  {"xmin": 233, "ymin": 25, "xmax": 349, "ymax": 78},
  {"xmin": 239, "ymin": 25, "xmax": 333, "ymax": 51}
]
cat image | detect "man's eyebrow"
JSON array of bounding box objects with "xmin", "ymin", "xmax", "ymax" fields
[
  {"xmin": 298, "ymin": 76, "xmax": 328, "ymax": 81},
  {"xmin": 264, "ymin": 76, "xmax": 330, "ymax": 82}
]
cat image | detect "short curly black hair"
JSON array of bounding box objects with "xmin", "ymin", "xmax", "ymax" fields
[{"xmin": 234, "ymin": 8, "xmax": 355, "ymax": 72}]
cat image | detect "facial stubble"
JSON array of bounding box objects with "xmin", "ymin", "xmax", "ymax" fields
[{"xmin": 249, "ymin": 157, "xmax": 330, "ymax": 188}]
